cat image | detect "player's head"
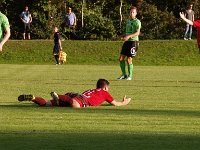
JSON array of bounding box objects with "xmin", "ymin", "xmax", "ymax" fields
[
  {"xmin": 54, "ymin": 26, "xmax": 58, "ymax": 32},
  {"xmin": 130, "ymin": 6, "xmax": 137, "ymax": 19},
  {"xmin": 96, "ymin": 79, "xmax": 110, "ymax": 91}
]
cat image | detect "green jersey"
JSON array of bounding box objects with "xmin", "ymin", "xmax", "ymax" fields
[
  {"xmin": 0, "ymin": 12, "xmax": 10, "ymax": 41},
  {"xmin": 125, "ymin": 18, "xmax": 141, "ymax": 41}
]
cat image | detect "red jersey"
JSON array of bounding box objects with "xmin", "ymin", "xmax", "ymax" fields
[
  {"xmin": 82, "ymin": 88, "xmax": 114, "ymax": 106},
  {"xmin": 193, "ymin": 20, "xmax": 200, "ymax": 46}
]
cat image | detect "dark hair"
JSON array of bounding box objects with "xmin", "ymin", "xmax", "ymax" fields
[
  {"xmin": 96, "ymin": 79, "xmax": 110, "ymax": 88},
  {"xmin": 130, "ymin": 6, "xmax": 137, "ymax": 11}
]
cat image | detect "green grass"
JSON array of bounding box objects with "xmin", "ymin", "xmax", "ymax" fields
[
  {"xmin": 1, "ymin": 40, "xmax": 200, "ymax": 65},
  {"xmin": 0, "ymin": 64, "xmax": 200, "ymax": 150}
]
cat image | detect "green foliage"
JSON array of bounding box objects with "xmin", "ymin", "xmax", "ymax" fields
[
  {"xmin": 78, "ymin": 8, "xmax": 116, "ymax": 40},
  {"xmin": 1, "ymin": 0, "xmax": 200, "ymax": 39}
]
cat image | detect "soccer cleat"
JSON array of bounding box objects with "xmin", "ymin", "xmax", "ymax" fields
[
  {"xmin": 50, "ymin": 92, "xmax": 59, "ymax": 101},
  {"xmin": 126, "ymin": 76, "xmax": 132, "ymax": 80},
  {"xmin": 18, "ymin": 94, "xmax": 35, "ymax": 101},
  {"xmin": 184, "ymin": 38, "xmax": 188, "ymax": 40},
  {"xmin": 117, "ymin": 74, "xmax": 127, "ymax": 80},
  {"xmin": 50, "ymin": 92, "xmax": 59, "ymax": 105}
]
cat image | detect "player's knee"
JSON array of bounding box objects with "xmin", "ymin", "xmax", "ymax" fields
[{"xmin": 127, "ymin": 58, "xmax": 132, "ymax": 64}]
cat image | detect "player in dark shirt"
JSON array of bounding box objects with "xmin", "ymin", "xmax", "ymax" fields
[{"xmin": 53, "ymin": 27, "xmax": 62, "ymax": 65}]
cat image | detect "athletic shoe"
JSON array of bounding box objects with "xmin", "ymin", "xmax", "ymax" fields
[
  {"xmin": 18, "ymin": 94, "xmax": 35, "ymax": 101},
  {"xmin": 117, "ymin": 74, "xmax": 127, "ymax": 80},
  {"xmin": 126, "ymin": 76, "xmax": 132, "ymax": 80},
  {"xmin": 188, "ymin": 38, "xmax": 192, "ymax": 40},
  {"xmin": 184, "ymin": 38, "xmax": 188, "ymax": 40},
  {"xmin": 50, "ymin": 92, "xmax": 59, "ymax": 101}
]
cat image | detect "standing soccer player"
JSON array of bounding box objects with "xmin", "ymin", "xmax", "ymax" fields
[
  {"xmin": 117, "ymin": 6, "xmax": 141, "ymax": 80},
  {"xmin": 180, "ymin": 12, "xmax": 200, "ymax": 53},
  {"xmin": 53, "ymin": 27, "xmax": 62, "ymax": 65},
  {"xmin": 0, "ymin": 11, "xmax": 10, "ymax": 52}
]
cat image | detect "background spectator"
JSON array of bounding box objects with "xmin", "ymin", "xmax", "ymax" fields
[
  {"xmin": 184, "ymin": 3, "xmax": 194, "ymax": 40},
  {"xmin": 20, "ymin": 6, "xmax": 32, "ymax": 40},
  {"xmin": 64, "ymin": 6, "xmax": 77, "ymax": 39}
]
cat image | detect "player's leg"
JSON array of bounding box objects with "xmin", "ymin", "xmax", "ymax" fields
[
  {"xmin": 117, "ymin": 42, "xmax": 128, "ymax": 80},
  {"xmin": 23, "ymin": 23, "xmax": 26, "ymax": 40},
  {"xmin": 188, "ymin": 25, "xmax": 192, "ymax": 40},
  {"xmin": 126, "ymin": 41, "xmax": 139, "ymax": 80},
  {"xmin": 127, "ymin": 57, "xmax": 133, "ymax": 80},
  {"xmin": 27, "ymin": 23, "xmax": 31, "ymax": 40},
  {"xmin": 184, "ymin": 24, "xmax": 189, "ymax": 40},
  {"xmin": 18, "ymin": 94, "xmax": 50, "ymax": 106},
  {"xmin": 53, "ymin": 45, "xmax": 60, "ymax": 65},
  {"xmin": 198, "ymin": 45, "xmax": 200, "ymax": 54}
]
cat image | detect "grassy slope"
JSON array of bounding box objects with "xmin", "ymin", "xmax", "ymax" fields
[
  {"xmin": 0, "ymin": 64, "xmax": 200, "ymax": 150},
  {"xmin": 0, "ymin": 40, "xmax": 200, "ymax": 65}
]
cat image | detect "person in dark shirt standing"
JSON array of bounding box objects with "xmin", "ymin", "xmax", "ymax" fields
[{"xmin": 53, "ymin": 27, "xmax": 62, "ymax": 65}]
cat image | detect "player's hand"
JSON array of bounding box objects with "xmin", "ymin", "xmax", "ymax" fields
[
  {"xmin": 123, "ymin": 95, "xmax": 131, "ymax": 105},
  {"xmin": 123, "ymin": 35, "xmax": 130, "ymax": 41},
  {"xmin": 179, "ymin": 12, "xmax": 185, "ymax": 19}
]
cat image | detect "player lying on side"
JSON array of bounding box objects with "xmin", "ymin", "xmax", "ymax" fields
[
  {"xmin": 18, "ymin": 79, "xmax": 131, "ymax": 108},
  {"xmin": 180, "ymin": 12, "xmax": 200, "ymax": 53}
]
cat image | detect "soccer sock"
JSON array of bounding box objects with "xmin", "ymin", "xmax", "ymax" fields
[
  {"xmin": 128, "ymin": 64, "xmax": 133, "ymax": 77},
  {"xmin": 32, "ymin": 97, "xmax": 46, "ymax": 106},
  {"xmin": 120, "ymin": 60, "xmax": 126, "ymax": 75}
]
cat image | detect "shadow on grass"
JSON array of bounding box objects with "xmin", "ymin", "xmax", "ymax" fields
[
  {"xmin": 0, "ymin": 103, "xmax": 200, "ymax": 117},
  {"xmin": 0, "ymin": 132, "xmax": 199, "ymax": 150}
]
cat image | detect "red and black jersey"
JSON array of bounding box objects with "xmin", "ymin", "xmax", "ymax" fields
[{"xmin": 82, "ymin": 88, "xmax": 114, "ymax": 106}]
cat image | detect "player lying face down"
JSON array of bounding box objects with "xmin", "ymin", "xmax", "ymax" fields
[{"xmin": 18, "ymin": 79, "xmax": 131, "ymax": 108}]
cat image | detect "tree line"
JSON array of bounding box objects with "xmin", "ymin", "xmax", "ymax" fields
[{"xmin": 0, "ymin": 0, "xmax": 199, "ymax": 40}]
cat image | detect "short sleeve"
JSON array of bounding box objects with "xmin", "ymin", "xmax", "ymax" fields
[
  {"xmin": 104, "ymin": 91, "xmax": 114, "ymax": 103},
  {"xmin": 1, "ymin": 14, "xmax": 10, "ymax": 30},
  {"xmin": 136, "ymin": 20, "xmax": 141, "ymax": 30}
]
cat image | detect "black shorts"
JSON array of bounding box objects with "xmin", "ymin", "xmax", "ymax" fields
[
  {"xmin": 53, "ymin": 44, "xmax": 60, "ymax": 55},
  {"xmin": 24, "ymin": 23, "xmax": 30, "ymax": 33},
  {"xmin": 120, "ymin": 41, "xmax": 139, "ymax": 57}
]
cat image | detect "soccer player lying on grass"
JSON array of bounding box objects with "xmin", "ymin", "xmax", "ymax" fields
[
  {"xmin": 18, "ymin": 79, "xmax": 131, "ymax": 108},
  {"xmin": 180, "ymin": 12, "xmax": 200, "ymax": 53}
]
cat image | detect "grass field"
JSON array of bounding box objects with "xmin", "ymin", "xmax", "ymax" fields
[
  {"xmin": 1, "ymin": 40, "xmax": 200, "ymax": 65},
  {"xmin": 0, "ymin": 64, "xmax": 200, "ymax": 150}
]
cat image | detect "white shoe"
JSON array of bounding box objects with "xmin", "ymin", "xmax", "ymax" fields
[
  {"xmin": 184, "ymin": 38, "xmax": 188, "ymax": 40},
  {"xmin": 126, "ymin": 76, "xmax": 132, "ymax": 80}
]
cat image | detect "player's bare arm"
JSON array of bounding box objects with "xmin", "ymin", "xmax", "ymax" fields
[
  {"xmin": 29, "ymin": 16, "xmax": 32, "ymax": 23},
  {"xmin": 0, "ymin": 26, "xmax": 11, "ymax": 51},
  {"xmin": 180, "ymin": 12, "xmax": 193, "ymax": 26},
  {"xmin": 111, "ymin": 95, "xmax": 131, "ymax": 106},
  {"xmin": 123, "ymin": 28, "xmax": 140, "ymax": 41}
]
